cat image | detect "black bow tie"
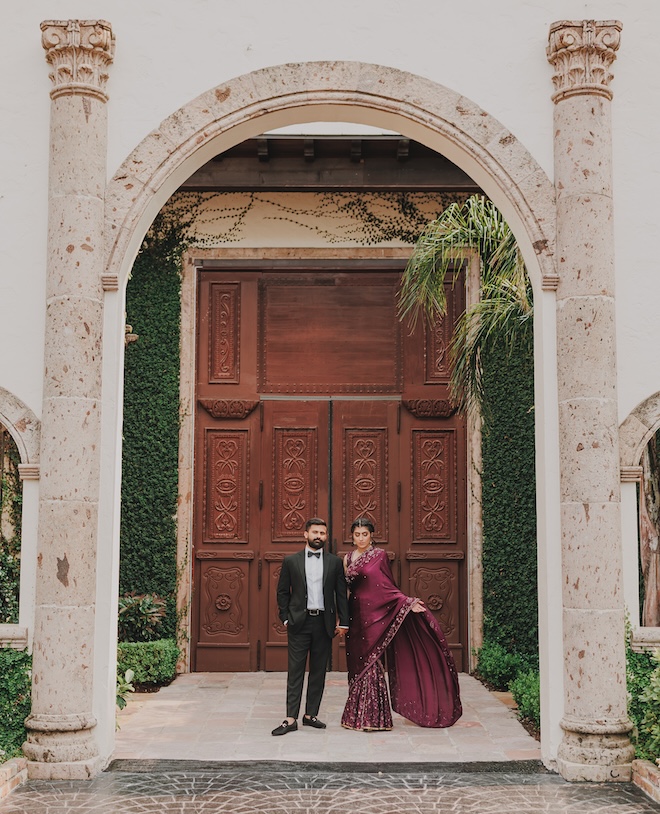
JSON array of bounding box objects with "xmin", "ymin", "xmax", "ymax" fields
[{"xmin": 307, "ymin": 550, "xmax": 321, "ymax": 558}]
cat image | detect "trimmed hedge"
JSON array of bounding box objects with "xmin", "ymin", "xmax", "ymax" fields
[
  {"xmin": 509, "ymin": 668, "xmax": 541, "ymax": 729},
  {"xmin": 475, "ymin": 639, "xmax": 535, "ymax": 690},
  {"xmin": 117, "ymin": 639, "xmax": 180, "ymax": 686},
  {"xmin": 0, "ymin": 649, "xmax": 31, "ymax": 760}
]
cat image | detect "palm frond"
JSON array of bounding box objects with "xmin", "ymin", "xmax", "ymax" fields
[{"xmin": 398, "ymin": 195, "xmax": 533, "ymax": 415}]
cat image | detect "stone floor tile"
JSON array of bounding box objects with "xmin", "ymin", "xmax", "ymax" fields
[
  {"xmin": 1, "ymin": 768, "xmax": 659, "ymax": 813},
  {"xmin": 0, "ymin": 672, "xmax": 622, "ymax": 812}
]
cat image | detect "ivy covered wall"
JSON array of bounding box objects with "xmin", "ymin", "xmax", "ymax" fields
[
  {"xmin": 120, "ymin": 214, "xmax": 187, "ymax": 638},
  {"xmin": 0, "ymin": 429, "xmax": 21, "ymax": 624},
  {"xmin": 481, "ymin": 328, "xmax": 538, "ymax": 660}
]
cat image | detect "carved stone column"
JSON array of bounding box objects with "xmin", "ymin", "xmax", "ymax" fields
[
  {"xmin": 24, "ymin": 20, "xmax": 114, "ymax": 780},
  {"xmin": 547, "ymin": 20, "xmax": 634, "ymax": 781}
]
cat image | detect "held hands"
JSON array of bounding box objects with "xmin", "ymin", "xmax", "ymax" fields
[
  {"xmin": 335, "ymin": 626, "xmax": 347, "ymax": 638},
  {"xmin": 411, "ymin": 599, "xmax": 425, "ymax": 613}
]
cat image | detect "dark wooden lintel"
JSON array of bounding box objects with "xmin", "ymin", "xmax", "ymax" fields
[
  {"xmin": 180, "ymin": 136, "xmax": 479, "ymax": 192},
  {"xmin": 257, "ymin": 138, "xmax": 269, "ymax": 162}
]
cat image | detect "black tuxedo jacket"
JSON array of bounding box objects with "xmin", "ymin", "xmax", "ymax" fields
[{"xmin": 276, "ymin": 549, "xmax": 349, "ymax": 639}]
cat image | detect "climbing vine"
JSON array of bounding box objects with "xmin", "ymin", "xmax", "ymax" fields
[
  {"xmin": 120, "ymin": 204, "xmax": 202, "ymax": 638},
  {"xmin": 0, "ymin": 429, "xmax": 22, "ymax": 624},
  {"xmin": 160, "ymin": 190, "xmax": 471, "ymax": 245}
]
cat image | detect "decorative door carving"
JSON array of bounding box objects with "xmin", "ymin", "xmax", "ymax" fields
[{"xmin": 193, "ymin": 267, "xmax": 467, "ymax": 671}]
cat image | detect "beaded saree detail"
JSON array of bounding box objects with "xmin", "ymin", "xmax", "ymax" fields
[{"xmin": 341, "ymin": 546, "xmax": 462, "ymax": 730}]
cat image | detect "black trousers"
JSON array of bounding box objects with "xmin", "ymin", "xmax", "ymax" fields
[{"xmin": 286, "ymin": 614, "xmax": 332, "ymax": 719}]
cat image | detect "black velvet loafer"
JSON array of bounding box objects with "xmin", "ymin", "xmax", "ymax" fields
[
  {"xmin": 302, "ymin": 715, "xmax": 326, "ymax": 729},
  {"xmin": 271, "ymin": 719, "xmax": 298, "ymax": 736}
]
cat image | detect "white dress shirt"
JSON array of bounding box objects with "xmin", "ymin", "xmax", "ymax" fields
[{"xmin": 304, "ymin": 546, "xmax": 324, "ymax": 611}]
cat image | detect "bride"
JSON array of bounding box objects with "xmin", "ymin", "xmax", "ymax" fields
[{"xmin": 341, "ymin": 518, "xmax": 462, "ymax": 731}]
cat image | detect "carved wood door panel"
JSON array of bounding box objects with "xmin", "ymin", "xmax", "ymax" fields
[
  {"xmin": 260, "ymin": 400, "xmax": 330, "ymax": 671},
  {"xmin": 192, "ymin": 267, "xmax": 467, "ymax": 672},
  {"xmin": 192, "ymin": 402, "xmax": 261, "ymax": 671},
  {"xmin": 330, "ymin": 399, "xmax": 400, "ymax": 671},
  {"xmin": 399, "ymin": 407, "xmax": 467, "ymax": 670}
]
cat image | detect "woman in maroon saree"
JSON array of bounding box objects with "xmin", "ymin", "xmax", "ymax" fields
[{"xmin": 341, "ymin": 518, "xmax": 462, "ymax": 731}]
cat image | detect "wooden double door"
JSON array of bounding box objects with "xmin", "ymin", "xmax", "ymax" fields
[{"xmin": 192, "ymin": 266, "xmax": 467, "ymax": 671}]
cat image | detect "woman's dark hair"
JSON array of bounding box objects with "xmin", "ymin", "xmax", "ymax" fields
[{"xmin": 351, "ymin": 517, "xmax": 375, "ymax": 535}]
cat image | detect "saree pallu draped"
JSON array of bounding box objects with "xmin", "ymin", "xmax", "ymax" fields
[{"xmin": 341, "ymin": 546, "xmax": 462, "ymax": 730}]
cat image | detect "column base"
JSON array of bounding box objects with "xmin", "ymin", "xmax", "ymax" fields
[
  {"xmin": 23, "ymin": 712, "xmax": 100, "ymax": 778},
  {"xmin": 557, "ymin": 717, "xmax": 635, "ymax": 782},
  {"xmin": 27, "ymin": 754, "xmax": 105, "ymax": 780}
]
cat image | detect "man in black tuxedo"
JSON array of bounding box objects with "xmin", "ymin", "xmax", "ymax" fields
[{"xmin": 272, "ymin": 517, "xmax": 349, "ymax": 735}]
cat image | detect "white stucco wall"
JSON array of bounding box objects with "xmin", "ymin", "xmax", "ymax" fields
[
  {"xmin": 1, "ymin": 1, "xmax": 658, "ymax": 428},
  {"xmin": 0, "ymin": 0, "xmax": 656, "ymax": 772}
]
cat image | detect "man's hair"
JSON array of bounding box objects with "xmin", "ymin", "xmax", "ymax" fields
[{"xmin": 305, "ymin": 517, "xmax": 327, "ymax": 531}]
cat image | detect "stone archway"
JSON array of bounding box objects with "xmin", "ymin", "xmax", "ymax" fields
[
  {"xmin": 35, "ymin": 23, "xmax": 629, "ymax": 782},
  {"xmin": 0, "ymin": 387, "xmax": 40, "ymax": 649},
  {"xmin": 103, "ymin": 62, "xmax": 557, "ymax": 293},
  {"xmin": 0, "ymin": 386, "xmax": 40, "ymax": 470},
  {"xmin": 96, "ymin": 60, "xmax": 561, "ymax": 770},
  {"xmin": 619, "ymin": 393, "xmax": 660, "ymax": 635},
  {"xmin": 620, "ymin": 392, "xmax": 660, "ymax": 471}
]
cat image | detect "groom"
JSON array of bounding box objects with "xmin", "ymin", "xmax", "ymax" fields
[{"xmin": 272, "ymin": 517, "xmax": 349, "ymax": 735}]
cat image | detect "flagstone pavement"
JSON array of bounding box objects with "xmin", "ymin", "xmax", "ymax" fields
[
  {"xmin": 113, "ymin": 671, "xmax": 541, "ymax": 763},
  {"xmin": 1, "ymin": 672, "xmax": 658, "ymax": 813}
]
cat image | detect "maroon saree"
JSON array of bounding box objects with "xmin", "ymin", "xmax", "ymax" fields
[{"xmin": 341, "ymin": 546, "xmax": 462, "ymax": 730}]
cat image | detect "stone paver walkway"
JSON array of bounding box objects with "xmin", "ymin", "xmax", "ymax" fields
[
  {"xmin": 3, "ymin": 673, "xmax": 657, "ymax": 812},
  {"xmin": 2, "ymin": 765, "xmax": 659, "ymax": 813},
  {"xmin": 113, "ymin": 671, "xmax": 541, "ymax": 763}
]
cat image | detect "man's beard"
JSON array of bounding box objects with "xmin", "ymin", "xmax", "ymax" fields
[{"xmin": 308, "ymin": 538, "xmax": 325, "ymax": 550}]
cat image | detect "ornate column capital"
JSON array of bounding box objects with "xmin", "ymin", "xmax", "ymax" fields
[
  {"xmin": 547, "ymin": 20, "xmax": 622, "ymax": 103},
  {"xmin": 41, "ymin": 19, "xmax": 115, "ymax": 102}
]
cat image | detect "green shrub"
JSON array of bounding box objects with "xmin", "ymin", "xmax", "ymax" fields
[
  {"xmin": 509, "ymin": 668, "xmax": 540, "ymax": 729},
  {"xmin": 475, "ymin": 639, "xmax": 531, "ymax": 690},
  {"xmin": 0, "ymin": 648, "xmax": 31, "ymax": 761},
  {"xmin": 117, "ymin": 639, "xmax": 179, "ymax": 687},
  {"xmin": 626, "ymin": 625, "xmax": 657, "ymax": 760},
  {"xmin": 625, "ymin": 618, "xmax": 656, "ymax": 758},
  {"xmin": 116, "ymin": 669, "xmax": 135, "ymax": 712},
  {"xmin": 118, "ymin": 592, "xmax": 167, "ymax": 643},
  {"xmin": 638, "ymin": 651, "xmax": 660, "ymax": 762}
]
